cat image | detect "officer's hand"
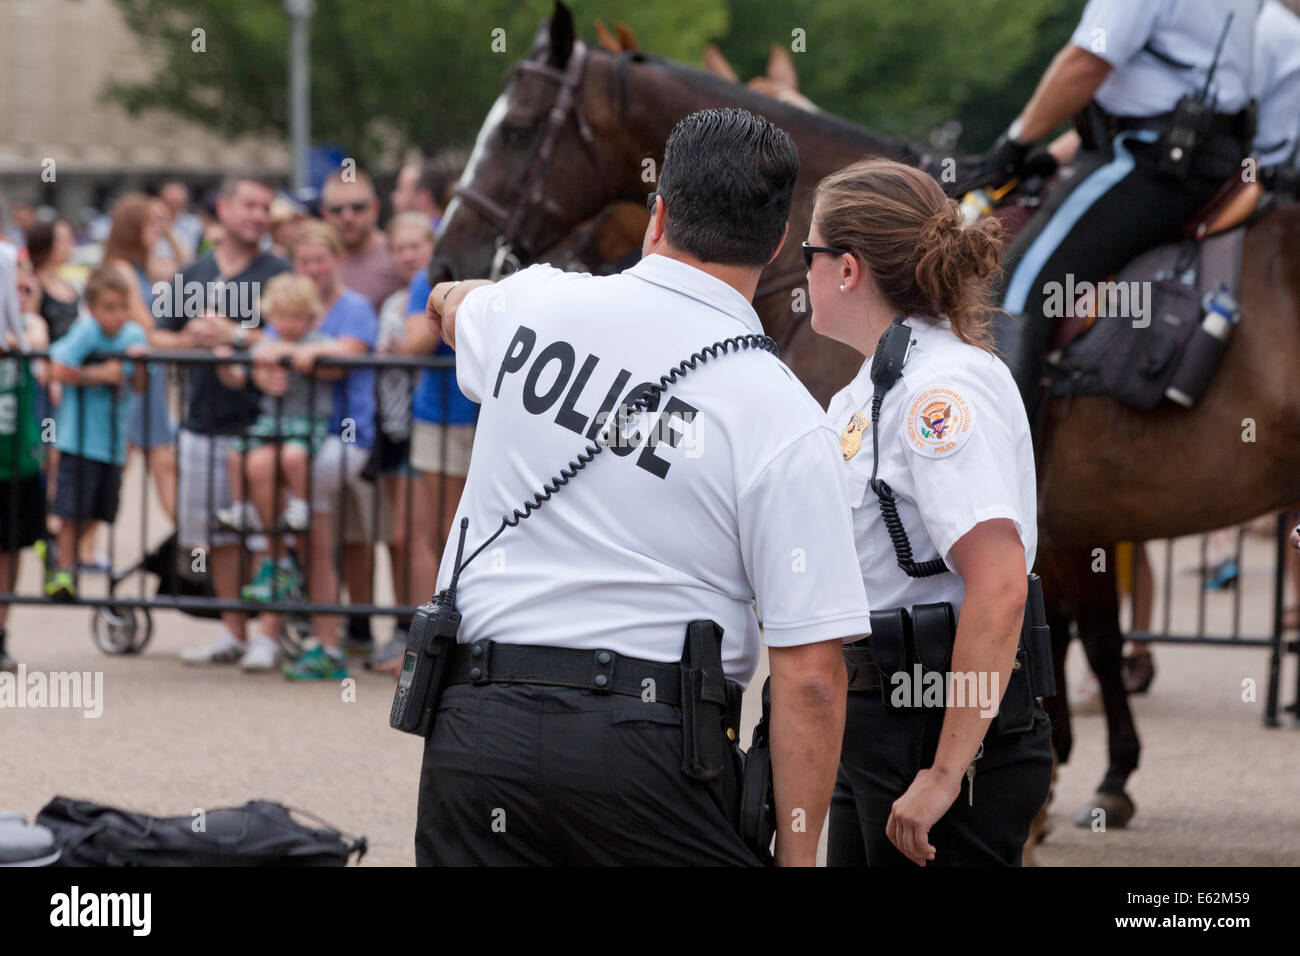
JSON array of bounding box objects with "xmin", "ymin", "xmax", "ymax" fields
[
  {"xmin": 937, "ymin": 133, "xmax": 1035, "ymax": 199},
  {"xmin": 885, "ymin": 767, "xmax": 962, "ymax": 866},
  {"xmin": 427, "ymin": 283, "xmax": 453, "ymax": 344}
]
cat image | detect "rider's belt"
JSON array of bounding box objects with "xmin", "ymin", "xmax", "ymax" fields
[
  {"xmin": 1076, "ymin": 102, "xmax": 1253, "ymax": 150},
  {"xmin": 449, "ymin": 640, "xmax": 685, "ymax": 706}
]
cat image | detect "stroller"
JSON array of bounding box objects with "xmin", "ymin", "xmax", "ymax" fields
[{"xmin": 93, "ymin": 533, "xmax": 311, "ymax": 658}]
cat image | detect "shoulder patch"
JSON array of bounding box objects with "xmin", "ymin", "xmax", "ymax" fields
[{"xmin": 905, "ymin": 386, "xmax": 974, "ymax": 459}]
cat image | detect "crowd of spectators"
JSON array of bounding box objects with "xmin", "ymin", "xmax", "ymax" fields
[{"xmin": 0, "ymin": 157, "xmax": 471, "ymax": 680}]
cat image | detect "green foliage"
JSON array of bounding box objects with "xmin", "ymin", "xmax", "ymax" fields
[
  {"xmin": 715, "ymin": 0, "xmax": 1085, "ymax": 149},
  {"xmin": 107, "ymin": 0, "xmax": 1085, "ymax": 166},
  {"xmin": 107, "ymin": 0, "xmax": 726, "ymax": 167}
]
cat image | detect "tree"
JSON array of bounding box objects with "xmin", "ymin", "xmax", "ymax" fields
[
  {"xmin": 714, "ymin": 0, "xmax": 1082, "ymax": 149},
  {"xmin": 106, "ymin": 0, "xmax": 726, "ymax": 169}
]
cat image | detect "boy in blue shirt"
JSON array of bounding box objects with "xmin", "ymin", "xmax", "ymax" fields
[{"xmin": 45, "ymin": 265, "xmax": 147, "ymax": 599}]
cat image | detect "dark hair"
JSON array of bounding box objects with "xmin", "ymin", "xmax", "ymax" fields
[
  {"xmin": 814, "ymin": 159, "xmax": 1003, "ymax": 350},
  {"xmin": 84, "ymin": 263, "xmax": 133, "ymax": 307},
  {"xmin": 420, "ymin": 150, "xmax": 467, "ymax": 208},
  {"xmin": 657, "ymin": 107, "xmax": 799, "ymax": 266},
  {"xmin": 25, "ymin": 220, "xmax": 58, "ymax": 271},
  {"xmin": 218, "ymin": 175, "xmax": 277, "ymax": 199}
]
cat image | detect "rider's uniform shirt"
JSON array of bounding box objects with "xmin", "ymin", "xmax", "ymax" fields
[
  {"xmin": 1072, "ymin": 0, "xmax": 1259, "ymax": 117},
  {"xmin": 439, "ymin": 256, "xmax": 872, "ymax": 686},
  {"xmin": 825, "ymin": 317, "xmax": 1037, "ymax": 618},
  {"xmin": 1253, "ymin": 0, "xmax": 1300, "ymax": 167}
]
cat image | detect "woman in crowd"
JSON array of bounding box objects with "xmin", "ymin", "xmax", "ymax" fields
[{"xmin": 102, "ymin": 194, "xmax": 179, "ymax": 522}]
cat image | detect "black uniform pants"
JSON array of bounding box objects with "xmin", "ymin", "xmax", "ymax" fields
[
  {"xmin": 994, "ymin": 128, "xmax": 1247, "ymax": 406},
  {"xmin": 828, "ymin": 691, "xmax": 1053, "ymax": 867},
  {"xmin": 415, "ymin": 682, "xmax": 761, "ymax": 866}
]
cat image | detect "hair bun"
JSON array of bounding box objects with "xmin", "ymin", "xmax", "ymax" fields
[{"xmin": 913, "ymin": 200, "xmax": 1003, "ymax": 320}]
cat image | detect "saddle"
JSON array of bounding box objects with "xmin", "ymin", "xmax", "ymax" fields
[{"xmin": 997, "ymin": 170, "xmax": 1269, "ymax": 411}]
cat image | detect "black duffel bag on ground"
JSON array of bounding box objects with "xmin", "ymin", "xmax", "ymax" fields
[{"xmin": 35, "ymin": 796, "xmax": 367, "ymax": 866}]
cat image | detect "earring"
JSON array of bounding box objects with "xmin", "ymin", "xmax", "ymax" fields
[{"xmin": 839, "ymin": 284, "xmax": 846, "ymax": 292}]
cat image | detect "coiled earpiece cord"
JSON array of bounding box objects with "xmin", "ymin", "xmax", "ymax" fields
[{"xmin": 453, "ymin": 333, "xmax": 779, "ymax": 576}]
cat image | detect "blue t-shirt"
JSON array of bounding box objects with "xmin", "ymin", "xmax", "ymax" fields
[
  {"xmin": 318, "ymin": 289, "xmax": 378, "ymax": 448},
  {"xmin": 407, "ymin": 272, "xmax": 479, "ymax": 426},
  {"xmin": 50, "ymin": 316, "xmax": 148, "ymax": 465}
]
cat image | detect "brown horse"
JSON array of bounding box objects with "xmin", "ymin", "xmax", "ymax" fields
[{"xmin": 432, "ymin": 2, "xmax": 1300, "ymax": 824}]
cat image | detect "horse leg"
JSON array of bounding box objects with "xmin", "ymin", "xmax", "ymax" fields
[{"xmin": 1073, "ymin": 583, "xmax": 1140, "ymax": 827}]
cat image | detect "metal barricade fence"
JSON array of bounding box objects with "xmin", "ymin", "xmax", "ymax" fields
[
  {"xmin": 1120, "ymin": 517, "xmax": 1299, "ymax": 727},
  {"xmin": 0, "ymin": 348, "xmax": 466, "ymax": 656}
]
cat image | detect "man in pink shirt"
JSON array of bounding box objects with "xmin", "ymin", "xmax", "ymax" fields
[{"xmin": 321, "ymin": 169, "xmax": 405, "ymax": 312}]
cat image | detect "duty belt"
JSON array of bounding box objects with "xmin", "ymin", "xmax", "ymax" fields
[
  {"xmin": 1101, "ymin": 105, "xmax": 1253, "ymax": 142},
  {"xmin": 449, "ymin": 639, "xmax": 688, "ymax": 706}
]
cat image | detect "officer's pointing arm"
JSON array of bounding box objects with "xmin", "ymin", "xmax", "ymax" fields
[{"xmin": 429, "ymin": 279, "xmax": 494, "ymax": 350}]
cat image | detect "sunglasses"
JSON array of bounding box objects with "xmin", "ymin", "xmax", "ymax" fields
[
  {"xmin": 325, "ymin": 201, "xmax": 370, "ymax": 216},
  {"xmin": 801, "ymin": 241, "xmax": 849, "ymax": 270}
]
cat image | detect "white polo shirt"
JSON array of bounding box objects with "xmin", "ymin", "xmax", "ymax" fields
[
  {"xmin": 1254, "ymin": 0, "xmax": 1300, "ymax": 167},
  {"xmin": 1072, "ymin": 0, "xmax": 1259, "ymax": 117},
  {"xmin": 437, "ymin": 255, "xmax": 872, "ymax": 686},
  {"xmin": 826, "ymin": 318, "xmax": 1037, "ymax": 617}
]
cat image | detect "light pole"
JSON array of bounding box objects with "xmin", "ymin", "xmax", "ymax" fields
[{"xmin": 285, "ymin": 0, "xmax": 315, "ymax": 192}]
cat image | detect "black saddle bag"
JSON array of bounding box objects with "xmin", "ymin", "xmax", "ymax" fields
[{"xmin": 35, "ymin": 796, "xmax": 367, "ymax": 866}]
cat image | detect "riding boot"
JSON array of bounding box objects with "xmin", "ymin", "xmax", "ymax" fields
[{"xmin": 989, "ymin": 310, "xmax": 1053, "ymax": 422}]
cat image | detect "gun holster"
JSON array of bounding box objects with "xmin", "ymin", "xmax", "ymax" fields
[
  {"xmin": 867, "ymin": 607, "xmax": 911, "ymax": 711},
  {"xmin": 1074, "ymin": 101, "xmax": 1117, "ymax": 163},
  {"xmin": 989, "ymin": 573, "xmax": 1054, "ymax": 736},
  {"xmin": 680, "ymin": 619, "xmax": 729, "ymax": 782},
  {"xmin": 738, "ymin": 676, "xmax": 775, "ymax": 866}
]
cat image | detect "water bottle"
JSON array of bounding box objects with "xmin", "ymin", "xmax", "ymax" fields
[
  {"xmin": 959, "ymin": 189, "xmax": 994, "ymax": 225},
  {"xmin": 1165, "ymin": 283, "xmax": 1240, "ymax": 408}
]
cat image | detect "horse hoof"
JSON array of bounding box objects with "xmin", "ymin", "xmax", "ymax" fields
[{"xmin": 1073, "ymin": 790, "xmax": 1135, "ymax": 829}]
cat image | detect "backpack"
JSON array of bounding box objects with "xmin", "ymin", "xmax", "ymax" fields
[{"xmin": 35, "ymin": 796, "xmax": 367, "ymax": 866}]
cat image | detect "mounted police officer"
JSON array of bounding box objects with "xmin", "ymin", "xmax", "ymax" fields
[
  {"xmin": 808, "ymin": 158, "xmax": 1053, "ymax": 866},
  {"xmin": 409, "ymin": 108, "xmax": 873, "ymax": 866},
  {"xmin": 1254, "ymin": 0, "xmax": 1300, "ymax": 198},
  {"xmin": 949, "ymin": 0, "xmax": 1261, "ymax": 420}
]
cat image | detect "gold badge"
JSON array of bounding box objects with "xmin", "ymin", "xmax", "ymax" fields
[{"xmin": 840, "ymin": 412, "xmax": 868, "ymax": 459}]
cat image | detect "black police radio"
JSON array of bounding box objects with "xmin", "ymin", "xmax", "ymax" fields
[{"xmin": 390, "ymin": 518, "xmax": 469, "ymax": 736}]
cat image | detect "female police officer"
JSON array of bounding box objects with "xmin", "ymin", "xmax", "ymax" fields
[{"xmin": 805, "ymin": 158, "xmax": 1052, "ymax": 866}]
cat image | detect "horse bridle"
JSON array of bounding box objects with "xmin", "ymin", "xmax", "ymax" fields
[{"xmin": 451, "ymin": 40, "xmax": 615, "ymax": 279}]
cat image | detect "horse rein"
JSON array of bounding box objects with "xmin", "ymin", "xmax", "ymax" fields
[{"xmin": 452, "ymin": 40, "xmax": 615, "ymax": 279}]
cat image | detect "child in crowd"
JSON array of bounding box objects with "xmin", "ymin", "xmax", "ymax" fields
[
  {"xmin": 44, "ymin": 265, "xmax": 146, "ymax": 600},
  {"xmin": 214, "ymin": 273, "xmax": 333, "ymax": 602}
]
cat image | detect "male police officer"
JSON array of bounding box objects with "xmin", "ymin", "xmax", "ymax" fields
[
  {"xmin": 950, "ymin": 0, "xmax": 1260, "ymax": 417},
  {"xmin": 416, "ymin": 108, "xmax": 872, "ymax": 866}
]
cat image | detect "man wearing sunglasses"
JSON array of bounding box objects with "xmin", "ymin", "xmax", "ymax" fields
[{"xmin": 321, "ymin": 169, "xmax": 405, "ymax": 314}]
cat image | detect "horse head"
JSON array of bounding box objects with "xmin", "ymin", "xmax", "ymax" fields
[{"xmin": 431, "ymin": 2, "xmax": 643, "ymax": 284}]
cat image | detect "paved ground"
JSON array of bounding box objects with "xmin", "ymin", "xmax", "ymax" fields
[{"xmin": 3, "ymin": 462, "xmax": 1297, "ymax": 865}]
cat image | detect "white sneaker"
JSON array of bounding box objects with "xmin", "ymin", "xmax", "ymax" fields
[
  {"xmin": 215, "ymin": 502, "xmax": 262, "ymax": 532},
  {"xmin": 280, "ymin": 498, "xmax": 310, "ymax": 532},
  {"xmin": 180, "ymin": 632, "xmax": 246, "ymax": 666},
  {"xmin": 239, "ymin": 636, "xmax": 280, "ymax": 672}
]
